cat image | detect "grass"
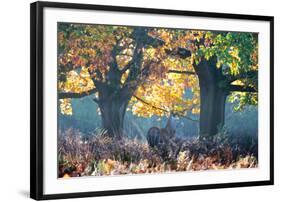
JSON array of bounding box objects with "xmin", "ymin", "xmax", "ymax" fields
[{"xmin": 58, "ymin": 128, "xmax": 258, "ymax": 178}]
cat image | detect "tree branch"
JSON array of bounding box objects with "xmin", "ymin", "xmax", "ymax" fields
[
  {"xmin": 133, "ymin": 94, "xmax": 169, "ymax": 113},
  {"xmin": 228, "ymin": 85, "xmax": 257, "ymax": 93},
  {"xmin": 228, "ymin": 70, "xmax": 258, "ymax": 82},
  {"xmin": 133, "ymin": 95, "xmax": 199, "ymax": 122},
  {"xmin": 120, "ymin": 62, "xmax": 132, "ymax": 74},
  {"xmin": 165, "ymin": 47, "xmax": 192, "ymax": 59},
  {"xmin": 168, "ymin": 69, "xmax": 196, "ymax": 75},
  {"xmin": 58, "ymin": 88, "xmax": 98, "ymax": 99}
]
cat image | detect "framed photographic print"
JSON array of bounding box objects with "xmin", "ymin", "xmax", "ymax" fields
[{"xmin": 30, "ymin": 1, "xmax": 274, "ymax": 200}]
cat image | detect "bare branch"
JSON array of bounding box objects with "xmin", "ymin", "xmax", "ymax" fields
[
  {"xmin": 133, "ymin": 95, "xmax": 199, "ymax": 122},
  {"xmin": 133, "ymin": 94, "xmax": 169, "ymax": 113}
]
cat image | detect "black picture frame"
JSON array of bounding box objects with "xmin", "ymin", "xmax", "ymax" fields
[{"xmin": 30, "ymin": 1, "xmax": 274, "ymax": 200}]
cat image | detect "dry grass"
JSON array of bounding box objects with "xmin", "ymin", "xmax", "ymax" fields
[{"xmin": 58, "ymin": 128, "xmax": 258, "ymax": 178}]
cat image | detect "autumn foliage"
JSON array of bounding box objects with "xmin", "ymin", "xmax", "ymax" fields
[{"xmin": 57, "ymin": 23, "xmax": 259, "ymax": 177}]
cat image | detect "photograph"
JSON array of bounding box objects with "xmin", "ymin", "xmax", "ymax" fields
[
  {"xmin": 57, "ymin": 23, "xmax": 259, "ymax": 178},
  {"xmin": 30, "ymin": 1, "xmax": 274, "ymax": 199}
]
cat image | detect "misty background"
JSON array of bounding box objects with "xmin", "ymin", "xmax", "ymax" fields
[{"xmin": 58, "ymin": 95, "xmax": 258, "ymax": 140}]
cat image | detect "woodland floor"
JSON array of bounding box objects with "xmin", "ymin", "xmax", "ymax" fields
[{"xmin": 58, "ymin": 129, "xmax": 258, "ymax": 178}]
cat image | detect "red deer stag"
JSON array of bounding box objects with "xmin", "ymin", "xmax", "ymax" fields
[{"xmin": 146, "ymin": 113, "xmax": 177, "ymax": 148}]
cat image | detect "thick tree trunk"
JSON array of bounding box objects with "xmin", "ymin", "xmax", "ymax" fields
[
  {"xmin": 98, "ymin": 96, "xmax": 129, "ymax": 139},
  {"xmin": 95, "ymin": 53, "xmax": 134, "ymax": 139},
  {"xmin": 199, "ymin": 84, "xmax": 227, "ymax": 137},
  {"xmin": 194, "ymin": 58, "xmax": 227, "ymax": 138}
]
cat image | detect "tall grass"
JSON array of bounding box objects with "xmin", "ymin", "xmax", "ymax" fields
[{"xmin": 58, "ymin": 128, "xmax": 258, "ymax": 178}]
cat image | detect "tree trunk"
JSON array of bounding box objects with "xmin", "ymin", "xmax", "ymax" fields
[
  {"xmin": 199, "ymin": 84, "xmax": 227, "ymax": 138},
  {"xmin": 194, "ymin": 58, "xmax": 227, "ymax": 138},
  {"xmin": 98, "ymin": 96, "xmax": 129, "ymax": 139}
]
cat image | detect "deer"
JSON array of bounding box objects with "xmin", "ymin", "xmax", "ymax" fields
[
  {"xmin": 146, "ymin": 112, "xmax": 177, "ymax": 149},
  {"xmin": 146, "ymin": 112, "xmax": 183, "ymax": 160}
]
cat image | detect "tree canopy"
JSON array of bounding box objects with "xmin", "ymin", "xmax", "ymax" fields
[{"xmin": 57, "ymin": 23, "xmax": 258, "ymax": 137}]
